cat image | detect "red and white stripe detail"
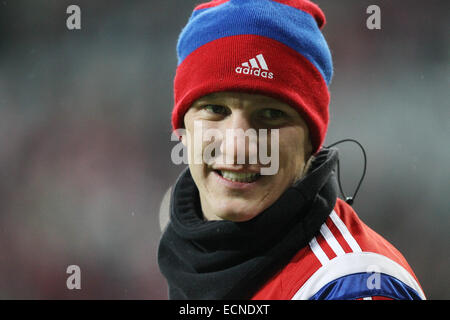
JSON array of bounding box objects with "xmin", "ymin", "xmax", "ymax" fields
[
  {"xmin": 291, "ymin": 251, "xmax": 426, "ymax": 300},
  {"xmin": 296, "ymin": 210, "xmax": 426, "ymax": 300},
  {"xmin": 309, "ymin": 210, "xmax": 361, "ymax": 265}
]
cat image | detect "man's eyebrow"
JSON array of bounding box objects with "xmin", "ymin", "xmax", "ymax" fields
[
  {"xmin": 192, "ymin": 98, "xmax": 209, "ymax": 107},
  {"xmin": 205, "ymin": 92, "xmax": 220, "ymax": 98},
  {"xmin": 192, "ymin": 94, "xmax": 221, "ymax": 105},
  {"xmin": 199, "ymin": 93, "xmax": 222, "ymax": 100}
]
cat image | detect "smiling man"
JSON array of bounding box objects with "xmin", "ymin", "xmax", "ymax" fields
[
  {"xmin": 184, "ymin": 91, "xmax": 312, "ymax": 222},
  {"xmin": 158, "ymin": 0, "xmax": 425, "ymax": 300}
]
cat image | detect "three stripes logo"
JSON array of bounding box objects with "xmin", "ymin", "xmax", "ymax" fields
[{"xmin": 235, "ymin": 53, "xmax": 274, "ymax": 79}]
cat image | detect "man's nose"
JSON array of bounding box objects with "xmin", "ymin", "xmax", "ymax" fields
[{"xmin": 220, "ymin": 113, "xmax": 258, "ymax": 165}]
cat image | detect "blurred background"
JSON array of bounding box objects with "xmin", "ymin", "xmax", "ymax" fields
[{"xmin": 0, "ymin": 0, "xmax": 448, "ymax": 299}]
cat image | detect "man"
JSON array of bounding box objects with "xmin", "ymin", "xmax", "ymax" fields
[{"xmin": 158, "ymin": 0, "xmax": 425, "ymax": 300}]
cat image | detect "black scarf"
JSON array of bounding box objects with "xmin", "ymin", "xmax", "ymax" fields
[{"xmin": 158, "ymin": 148, "xmax": 339, "ymax": 299}]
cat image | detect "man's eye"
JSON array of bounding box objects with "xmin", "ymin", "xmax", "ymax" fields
[
  {"xmin": 203, "ymin": 104, "xmax": 229, "ymax": 115},
  {"xmin": 259, "ymin": 108, "xmax": 285, "ymax": 120}
]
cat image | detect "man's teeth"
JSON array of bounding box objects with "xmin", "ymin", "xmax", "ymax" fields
[{"xmin": 219, "ymin": 171, "xmax": 260, "ymax": 183}]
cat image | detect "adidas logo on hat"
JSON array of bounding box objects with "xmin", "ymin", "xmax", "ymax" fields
[{"xmin": 235, "ymin": 54, "xmax": 274, "ymax": 79}]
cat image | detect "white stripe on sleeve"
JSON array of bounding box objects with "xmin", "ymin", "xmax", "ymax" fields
[
  {"xmin": 319, "ymin": 223, "xmax": 345, "ymax": 257},
  {"xmin": 309, "ymin": 236, "xmax": 329, "ymax": 265},
  {"xmin": 329, "ymin": 210, "xmax": 362, "ymax": 253}
]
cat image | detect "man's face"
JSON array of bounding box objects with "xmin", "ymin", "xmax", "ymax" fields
[{"xmin": 183, "ymin": 91, "xmax": 312, "ymax": 222}]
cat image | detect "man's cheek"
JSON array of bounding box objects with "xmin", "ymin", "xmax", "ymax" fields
[{"xmin": 186, "ymin": 138, "xmax": 202, "ymax": 165}]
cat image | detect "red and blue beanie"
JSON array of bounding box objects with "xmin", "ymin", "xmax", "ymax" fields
[{"xmin": 172, "ymin": 0, "xmax": 333, "ymax": 153}]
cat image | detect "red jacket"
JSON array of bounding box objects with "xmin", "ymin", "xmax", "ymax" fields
[{"xmin": 252, "ymin": 198, "xmax": 426, "ymax": 300}]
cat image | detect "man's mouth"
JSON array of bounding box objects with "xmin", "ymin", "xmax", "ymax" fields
[{"xmin": 214, "ymin": 170, "xmax": 261, "ymax": 183}]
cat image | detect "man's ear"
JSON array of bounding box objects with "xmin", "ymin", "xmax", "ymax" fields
[
  {"xmin": 294, "ymin": 154, "xmax": 315, "ymax": 184},
  {"xmin": 159, "ymin": 186, "xmax": 172, "ymax": 232},
  {"xmin": 301, "ymin": 135, "xmax": 314, "ymax": 176},
  {"xmin": 176, "ymin": 125, "xmax": 187, "ymax": 147},
  {"xmin": 302, "ymin": 154, "xmax": 315, "ymax": 176}
]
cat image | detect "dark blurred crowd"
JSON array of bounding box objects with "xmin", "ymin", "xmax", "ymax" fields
[{"xmin": 0, "ymin": 0, "xmax": 448, "ymax": 299}]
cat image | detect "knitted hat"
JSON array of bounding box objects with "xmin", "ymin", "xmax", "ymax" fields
[{"xmin": 172, "ymin": 0, "xmax": 333, "ymax": 153}]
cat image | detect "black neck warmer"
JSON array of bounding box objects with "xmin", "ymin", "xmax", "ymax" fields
[{"xmin": 158, "ymin": 148, "xmax": 339, "ymax": 300}]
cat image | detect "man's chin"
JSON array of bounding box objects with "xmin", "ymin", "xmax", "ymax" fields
[{"xmin": 212, "ymin": 200, "xmax": 264, "ymax": 222}]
